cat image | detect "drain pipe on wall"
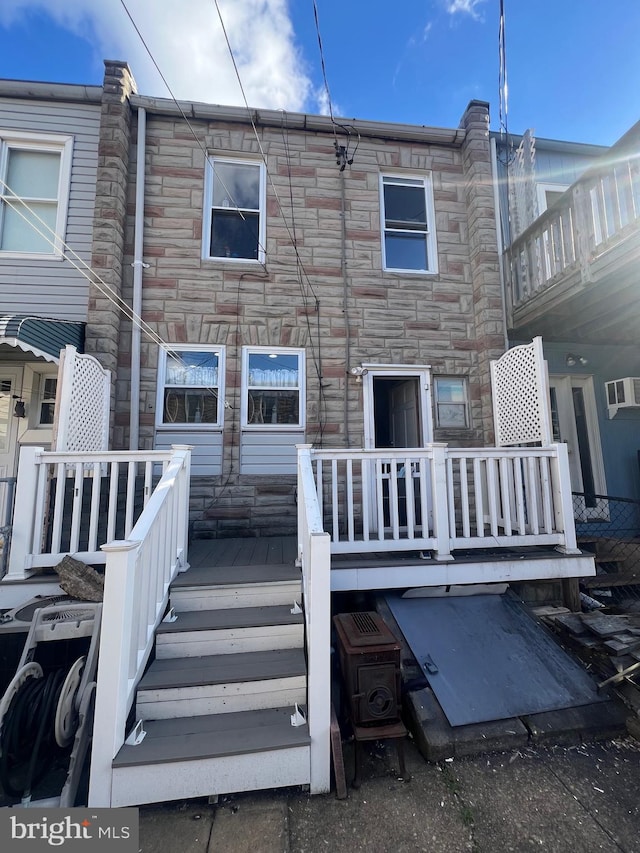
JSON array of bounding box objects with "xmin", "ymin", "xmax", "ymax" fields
[
  {"xmin": 340, "ymin": 169, "xmax": 351, "ymax": 447},
  {"xmin": 490, "ymin": 135, "xmax": 510, "ymax": 352},
  {"xmin": 130, "ymin": 106, "xmax": 146, "ymax": 450}
]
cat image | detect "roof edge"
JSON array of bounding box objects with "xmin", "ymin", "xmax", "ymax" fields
[{"xmin": 0, "ymin": 79, "xmax": 103, "ymax": 104}]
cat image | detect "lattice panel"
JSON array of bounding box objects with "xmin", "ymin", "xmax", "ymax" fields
[
  {"xmin": 508, "ymin": 129, "xmax": 538, "ymax": 239},
  {"xmin": 54, "ymin": 347, "xmax": 110, "ymax": 452},
  {"xmin": 491, "ymin": 338, "xmax": 552, "ymax": 447}
]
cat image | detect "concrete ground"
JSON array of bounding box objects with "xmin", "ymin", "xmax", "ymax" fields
[{"xmin": 139, "ymin": 736, "xmax": 640, "ymax": 853}]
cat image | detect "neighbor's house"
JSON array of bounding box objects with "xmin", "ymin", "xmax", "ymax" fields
[
  {"xmin": 84, "ymin": 62, "xmax": 508, "ymax": 538},
  {"xmin": 494, "ymin": 124, "xmax": 640, "ymax": 541},
  {"xmin": 0, "ymin": 77, "xmax": 103, "ymax": 542}
]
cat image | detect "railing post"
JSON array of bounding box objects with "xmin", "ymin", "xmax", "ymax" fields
[
  {"xmin": 4, "ymin": 446, "xmax": 44, "ymax": 582},
  {"xmin": 88, "ymin": 539, "xmax": 140, "ymax": 807},
  {"xmin": 430, "ymin": 443, "xmax": 453, "ymax": 561},
  {"xmin": 307, "ymin": 529, "xmax": 331, "ymax": 794},
  {"xmin": 296, "ymin": 444, "xmax": 313, "ymax": 567},
  {"xmin": 171, "ymin": 445, "xmax": 192, "ymax": 572},
  {"xmin": 549, "ymin": 443, "xmax": 580, "ymax": 555}
]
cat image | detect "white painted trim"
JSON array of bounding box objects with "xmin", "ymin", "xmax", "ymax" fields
[
  {"xmin": 362, "ymin": 365, "xmax": 433, "ymax": 449},
  {"xmin": 379, "ymin": 171, "xmax": 438, "ymax": 274},
  {"xmin": 0, "ymin": 131, "xmax": 73, "ymax": 257},
  {"xmin": 201, "ymin": 154, "xmax": 266, "ymax": 264},
  {"xmin": 240, "ymin": 345, "xmax": 306, "ymax": 430},
  {"xmin": 155, "ymin": 344, "xmax": 226, "ymax": 430},
  {"xmin": 330, "ymin": 554, "xmax": 596, "ymax": 592}
]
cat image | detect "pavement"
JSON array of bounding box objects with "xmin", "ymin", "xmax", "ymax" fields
[{"xmin": 138, "ymin": 735, "xmax": 640, "ymax": 853}]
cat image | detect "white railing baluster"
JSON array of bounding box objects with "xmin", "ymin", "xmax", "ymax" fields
[
  {"xmin": 404, "ymin": 457, "xmax": 415, "ymax": 539},
  {"xmin": 539, "ymin": 455, "xmax": 553, "ymax": 533},
  {"xmin": 32, "ymin": 460, "xmax": 48, "ymax": 556},
  {"xmin": 144, "ymin": 460, "xmax": 153, "ymax": 507},
  {"xmin": 390, "ymin": 459, "xmax": 400, "ymax": 540},
  {"xmin": 526, "ymin": 456, "xmax": 540, "ymax": 534},
  {"xmin": 498, "ymin": 456, "xmax": 512, "ymax": 536},
  {"xmin": 69, "ymin": 462, "xmax": 84, "ymax": 553},
  {"xmin": 460, "ymin": 457, "xmax": 470, "ymax": 538},
  {"xmin": 473, "ymin": 457, "xmax": 484, "ymax": 536},
  {"xmin": 418, "ymin": 456, "xmax": 429, "ymax": 536},
  {"xmin": 362, "ymin": 457, "xmax": 370, "ymax": 541},
  {"xmin": 514, "ymin": 457, "xmax": 526, "ymax": 535},
  {"xmin": 331, "ymin": 459, "xmax": 339, "ymax": 543},
  {"xmin": 446, "ymin": 456, "xmax": 455, "ymax": 538},
  {"xmin": 51, "ymin": 462, "xmax": 67, "ymax": 554},
  {"xmin": 375, "ymin": 458, "xmax": 384, "ymax": 541},
  {"xmin": 486, "ymin": 458, "xmax": 499, "ymax": 536},
  {"xmin": 346, "ymin": 458, "xmax": 354, "ymax": 543},
  {"xmin": 87, "ymin": 462, "xmax": 102, "ymax": 553},
  {"xmin": 125, "ymin": 459, "xmax": 136, "ymax": 537},
  {"xmin": 107, "ymin": 461, "xmax": 119, "ymax": 543}
]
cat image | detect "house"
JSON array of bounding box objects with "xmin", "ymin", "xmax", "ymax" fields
[
  {"xmin": 0, "ymin": 62, "xmax": 596, "ymax": 808},
  {"xmin": 494, "ymin": 124, "xmax": 640, "ymax": 539},
  {"xmin": 0, "ymin": 75, "xmax": 103, "ymax": 550}
]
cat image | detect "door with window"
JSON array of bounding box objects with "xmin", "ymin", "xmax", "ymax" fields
[
  {"xmin": 549, "ymin": 375, "xmax": 608, "ymax": 519},
  {"xmin": 363, "ymin": 367, "xmax": 433, "ymax": 532},
  {"xmin": 0, "ymin": 371, "xmax": 21, "ymax": 523}
]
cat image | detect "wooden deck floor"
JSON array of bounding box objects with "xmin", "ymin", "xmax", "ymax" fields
[{"xmin": 187, "ymin": 536, "xmax": 298, "ymax": 570}]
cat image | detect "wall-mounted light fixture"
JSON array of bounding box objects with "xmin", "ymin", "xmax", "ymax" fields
[
  {"xmin": 13, "ymin": 399, "xmax": 25, "ymax": 418},
  {"xmin": 566, "ymin": 353, "xmax": 588, "ymax": 367},
  {"xmin": 349, "ymin": 366, "xmax": 367, "ymax": 383}
]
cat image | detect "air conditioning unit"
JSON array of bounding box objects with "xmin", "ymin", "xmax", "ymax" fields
[{"xmin": 605, "ymin": 377, "xmax": 640, "ymax": 418}]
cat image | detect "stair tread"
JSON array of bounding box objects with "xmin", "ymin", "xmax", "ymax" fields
[
  {"xmin": 172, "ymin": 563, "xmax": 300, "ymax": 589},
  {"xmin": 139, "ymin": 647, "xmax": 306, "ymax": 690},
  {"xmin": 113, "ymin": 707, "xmax": 310, "ymax": 767},
  {"xmin": 157, "ymin": 605, "xmax": 303, "ymax": 634}
]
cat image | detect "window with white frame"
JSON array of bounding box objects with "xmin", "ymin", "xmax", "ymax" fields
[
  {"xmin": 157, "ymin": 346, "xmax": 224, "ymax": 427},
  {"xmin": 204, "ymin": 157, "xmax": 265, "ymax": 262},
  {"xmin": 434, "ymin": 376, "xmax": 469, "ymax": 429},
  {"xmin": 0, "ymin": 132, "xmax": 73, "ymax": 255},
  {"xmin": 242, "ymin": 348, "xmax": 304, "ymax": 428},
  {"xmin": 37, "ymin": 376, "xmax": 58, "ymax": 426},
  {"xmin": 380, "ymin": 174, "xmax": 437, "ymax": 273}
]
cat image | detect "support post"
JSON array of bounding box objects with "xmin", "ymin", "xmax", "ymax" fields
[
  {"xmin": 171, "ymin": 445, "xmax": 192, "ymax": 571},
  {"xmin": 88, "ymin": 539, "xmax": 139, "ymax": 807},
  {"xmin": 430, "ymin": 444, "xmax": 453, "ymax": 561},
  {"xmin": 307, "ymin": 529, "xmax": 331, "ymax": 794},
  {"xmin": 550, "ymin": 443, "xmax": 580, "ymax": 555}
]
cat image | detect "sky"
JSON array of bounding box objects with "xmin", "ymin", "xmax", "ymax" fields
[{"xmin": 0, "ymin": 0, "xmax": 638, "ymax": 146}]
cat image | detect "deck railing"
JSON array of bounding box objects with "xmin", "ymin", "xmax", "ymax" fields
[
  {"xmin": 5, "ymin": 446, "xmax": 175, "ymax": 580},
  {"xmin": 303, "ymin": 442, "xmax": 578, "ymax": 558},
  {"xmin": 507, "ymin": 131, "xmax": 640, "ymax": 307},
  {"xmin": 88, "ymin": 445, "xmax": 191, "ymax": 807},
  {"xmin": 296, "ymin": 444, "xmax": 331, "ymax": 794}
]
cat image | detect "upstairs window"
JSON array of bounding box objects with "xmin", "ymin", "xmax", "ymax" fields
[
  {"xmin": 157, "ymin": 346, "xmax": 224, "ymax": 428},
  {"xmin": 0, "ymin": 133, "xmax": 72, "ymax": 256},
  {"xmin": 242, "ymin": 348, "xmax": 305, "ymax": 429},
  {"xmin": 380, "ymin": 174, "xmax": 437, "ymax": 273},
  {"xmin": 204, "ymin": 157, "xmax": 265, "ymax": 262}
]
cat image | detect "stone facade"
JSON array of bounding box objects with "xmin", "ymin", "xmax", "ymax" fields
[{"xmin": 88, "ymin": 75, "xmax": 505, "ymax": 537}]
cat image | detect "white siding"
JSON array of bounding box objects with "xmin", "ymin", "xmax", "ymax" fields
[
  {"xmin": 0, "ymin": 99, "xmax": 100, "ymax": 322},
  {"xmin": 155, "ymin": 430, "xmax": 223, "ymax": 476},
  {"xmin": 240, "ymin": 431, "xmax": 304, "ymax": 475}
]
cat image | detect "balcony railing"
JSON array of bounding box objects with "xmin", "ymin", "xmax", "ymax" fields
[
  {"xmin": 300, "ymin": 443, "xmax": 579, "ymax": 560},
  {"xmin": 507, "ymin": 128, "xmax": 640, "ymax": 308}
]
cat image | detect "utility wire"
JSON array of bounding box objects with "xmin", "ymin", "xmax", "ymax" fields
[{"xmin": 312, "ymin": 0, "xmax": 337, "ymax": 141}]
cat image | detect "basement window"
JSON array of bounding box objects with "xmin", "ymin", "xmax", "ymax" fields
[{"xmin": 204, "ymin": 157, "xmax": 265, "ymax": 263}]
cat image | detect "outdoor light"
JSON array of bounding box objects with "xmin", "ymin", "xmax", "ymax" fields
[{"xmin": 566, "ymin": 353, "xmax": 588, "ymax": 367}]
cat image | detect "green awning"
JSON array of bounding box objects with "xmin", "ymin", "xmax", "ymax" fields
[{"xmin": 0, "ymin": 315, "xmax": 85, "ymax": 363}]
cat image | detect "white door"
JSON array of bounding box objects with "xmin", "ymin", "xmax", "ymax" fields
[
  {"xmin": 549, "ymin": 375, "xmax": 608, "ymax": 520},
  {"xmin": 363, "ymin": 368, "xmax": 433, "ymax": 532}
]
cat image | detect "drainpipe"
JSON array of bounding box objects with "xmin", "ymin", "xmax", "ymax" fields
[
  {"xmin": 130, "ymin": 106, "xmax": 146, "ymax": 450},
  {"xmin": 490, "ymin": 136, "xmax": 510, "ymax": 351},
  {"xmin": 340, "ymin": 169, "xmax": 351, "ymax": 447}
]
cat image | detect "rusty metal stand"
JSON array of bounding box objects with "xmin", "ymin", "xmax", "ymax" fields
[{"xmin": 351, "ymin": 720, "xmax": 410, "ymax": 788}]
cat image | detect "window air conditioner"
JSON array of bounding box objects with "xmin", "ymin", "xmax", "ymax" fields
[{"xmin": 605, "ymin": 377, "xmax": 640, "ymax": 418}]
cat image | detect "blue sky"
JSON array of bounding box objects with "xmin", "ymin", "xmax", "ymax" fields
[{"xmin": 0, "ymin": 0, "xmax": 638, "ymax": 146}]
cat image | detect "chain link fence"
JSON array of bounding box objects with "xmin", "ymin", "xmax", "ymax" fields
[{"xmin": 573, "ymin": 491, "xmax": 640, "ymax": 607}]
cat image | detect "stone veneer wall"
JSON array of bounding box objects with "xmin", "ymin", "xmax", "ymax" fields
[{"xmin": 100, "ymin": 96, "xmax": 504, "ymax": 537}]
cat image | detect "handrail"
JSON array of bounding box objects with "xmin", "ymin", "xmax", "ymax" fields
[{"xmin": 88, "ymin": 445, "xmax": 191, "ymax": 806}]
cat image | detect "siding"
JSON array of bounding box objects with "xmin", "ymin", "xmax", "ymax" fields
[
  {"xmin": 0, "ymin": 99, "xmax": 101, "ymax": 323},
  {"xmin": 154, "ymin": 430, "xmax": 223, "ymax": 476},
  {"xmin": 240, "ymin": 431, "xmax": 304, "ymax": 475}
]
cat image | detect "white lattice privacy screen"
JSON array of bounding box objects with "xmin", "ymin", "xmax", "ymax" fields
[
  {"xmin": 490, "ymin": 337, "xmax": 552, "ymax": 447},
  {"xmin": 53, "ymin": 346, "xmax": 111, "ymax": 451}
]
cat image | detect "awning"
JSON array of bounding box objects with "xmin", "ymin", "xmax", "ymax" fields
[{"xmin": 0, "ymin": 315, "xmax": 85, "ymax": 364}]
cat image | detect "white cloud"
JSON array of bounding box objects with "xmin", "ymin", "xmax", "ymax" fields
[
  {"xmin": 0, "ymin": 0, "xmax": 312, "ymax": 111},
  {"xmin": 444, "ymin": 0, "xmax": 487, "ymax": 20}
]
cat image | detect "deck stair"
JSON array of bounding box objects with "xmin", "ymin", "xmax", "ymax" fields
[{"xmin": 108, "ymin": 561, "xmax": 311, "ymax": 807}]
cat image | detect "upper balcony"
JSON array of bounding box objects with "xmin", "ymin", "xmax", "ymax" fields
[{"xmin": 504, "ymin": 121, "xmax": 640, "ymax": 344}]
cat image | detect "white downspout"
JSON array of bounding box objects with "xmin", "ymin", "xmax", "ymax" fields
[{"xmin": 130, "ymin": 106, "xmax": 146, "ymax": 450}]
